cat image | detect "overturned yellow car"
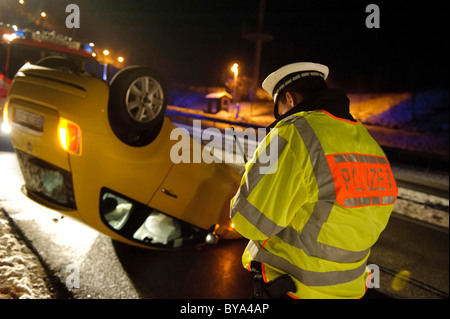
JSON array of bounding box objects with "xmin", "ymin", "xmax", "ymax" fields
[{"xmin": 5, "ymin": 60, "xmax": 242, "ymax": 249}]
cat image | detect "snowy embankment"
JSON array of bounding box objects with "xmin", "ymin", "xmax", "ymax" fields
[{"xmin": 348, "ymin": 90, "xmax": 449, "ymax": 158}]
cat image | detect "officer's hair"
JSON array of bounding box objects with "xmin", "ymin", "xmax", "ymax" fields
[{"xmin": 278, "ymin": 76, "xmax": 327, "ymax": 104}]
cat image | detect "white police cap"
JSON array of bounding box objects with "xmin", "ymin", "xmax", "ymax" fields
[{"xmin": 262, "ymin": 62, "xmax": 329, "ymax": 103}]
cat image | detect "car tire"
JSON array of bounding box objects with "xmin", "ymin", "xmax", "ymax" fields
[{"xmin": 108, "ymin": 66, "xmax": 168, "ymax": 147}]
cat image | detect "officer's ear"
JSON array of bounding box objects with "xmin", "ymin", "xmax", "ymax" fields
[
  {"xmin": 286, "ymin": 91, "xmax": 301, "ymax": 107},
  {"xmin": 285, "ymin": 92, "xmax": 293, "ymax": 107}
]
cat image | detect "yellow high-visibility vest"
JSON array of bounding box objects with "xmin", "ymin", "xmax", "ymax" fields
[{"xmin": 230, "ymin": 110, "xmax": 398, "ymax": 299}]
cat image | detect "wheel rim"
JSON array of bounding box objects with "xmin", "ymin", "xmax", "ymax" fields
[{"xmin": 125, "ymin": 76, "xmax": 164, "ymax": 123}]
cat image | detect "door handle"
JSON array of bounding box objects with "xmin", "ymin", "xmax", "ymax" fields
[{"xmin": 161, "ymin": 188, "xmax": 177, "ymax": 198}]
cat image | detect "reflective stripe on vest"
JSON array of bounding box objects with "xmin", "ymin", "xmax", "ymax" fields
[
  {"xmin": 230, "ymin": 133, "xmax": 289, "ymax": 237},
  {"xmin": 247, "ymin": 240, "xmax": 368, "ymax": 287}
]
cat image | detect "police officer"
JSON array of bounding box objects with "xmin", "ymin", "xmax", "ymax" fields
[{"xmin": 230, "ymin": 62, "xmax": 398, "ymax": 299}]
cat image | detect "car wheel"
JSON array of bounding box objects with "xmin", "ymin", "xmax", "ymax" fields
[
  {"xmin": 108, "ymin": 66, "xmax": 168, "ymax": 147},
  {"xmin": 35, "ymin": 56, "xmax": 79, "ymax": 73}
]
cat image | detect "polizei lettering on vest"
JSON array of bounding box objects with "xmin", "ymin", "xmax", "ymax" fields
[
  {"xmin": 326, "ymin": 153, "xmax": 398, "ymax": 208},
  {"xmin": 340, "ymin": 167, "xmax": 393, "ymax": 193}
]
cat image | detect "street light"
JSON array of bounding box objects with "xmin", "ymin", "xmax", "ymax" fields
[
  {"xmin": 231, "ymin": 63, "xmax": 238, "ymax": 103},
  {"xmin": 118, "ymin": 56, "xmax": 124, "ymax": 63},
  {"xmin": 40, "ymin": 12, "xmax": 46, "ymax": 18},
  {"xmin": 102, "ymin": 50, "xmax": 110, "ymax": 81},
  {"xmin": 231, "ymin": 63, "xmax": 239, "ymax": 117},
  {"xmin": 231, "ymin": 63, "xmax": 238, "ymax": 78}
]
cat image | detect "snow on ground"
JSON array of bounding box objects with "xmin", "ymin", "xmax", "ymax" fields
[
  {"xmin": 0, "ymin": 208, "xmax": 53, "ymax": 299},
  {"xmin": 394, "ymin": 187, "xmax": 449, "ymax": 228}
]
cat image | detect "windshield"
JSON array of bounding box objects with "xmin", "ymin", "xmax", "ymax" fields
[{"xmin": 0, "ymin": 43, "xmax": 99, "ymax": 79}]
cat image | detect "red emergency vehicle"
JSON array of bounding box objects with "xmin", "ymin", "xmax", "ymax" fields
[{"xmin": 1, "ymin": 23, "xmax": 99, "ymax": 131}]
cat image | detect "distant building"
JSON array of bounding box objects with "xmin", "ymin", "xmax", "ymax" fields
[{"xmin": 205, "ymin": 91, "xmax": 232, "ymax": 113}]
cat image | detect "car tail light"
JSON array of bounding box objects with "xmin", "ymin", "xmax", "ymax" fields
[
  {"xmin": 58, "ymin": 118, "xmax": 81, "ymax": 155},
  {"xmin": 1, "ymin": 100, "xmax": 11, "ymax": 134}
]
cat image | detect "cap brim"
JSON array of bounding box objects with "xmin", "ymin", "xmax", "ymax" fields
[{"xmin": 262, "ymin": 62, "xmax": 329, "ymax": 99}]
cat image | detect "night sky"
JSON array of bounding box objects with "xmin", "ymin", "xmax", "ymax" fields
[{"xmin": 1, "ymin": 0, "xmax": 448, "ymax": 92}]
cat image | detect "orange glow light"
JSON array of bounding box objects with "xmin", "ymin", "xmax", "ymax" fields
[{"xmin": 58, "ymin": 118, "xmax": 81, "ymax": 155}]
